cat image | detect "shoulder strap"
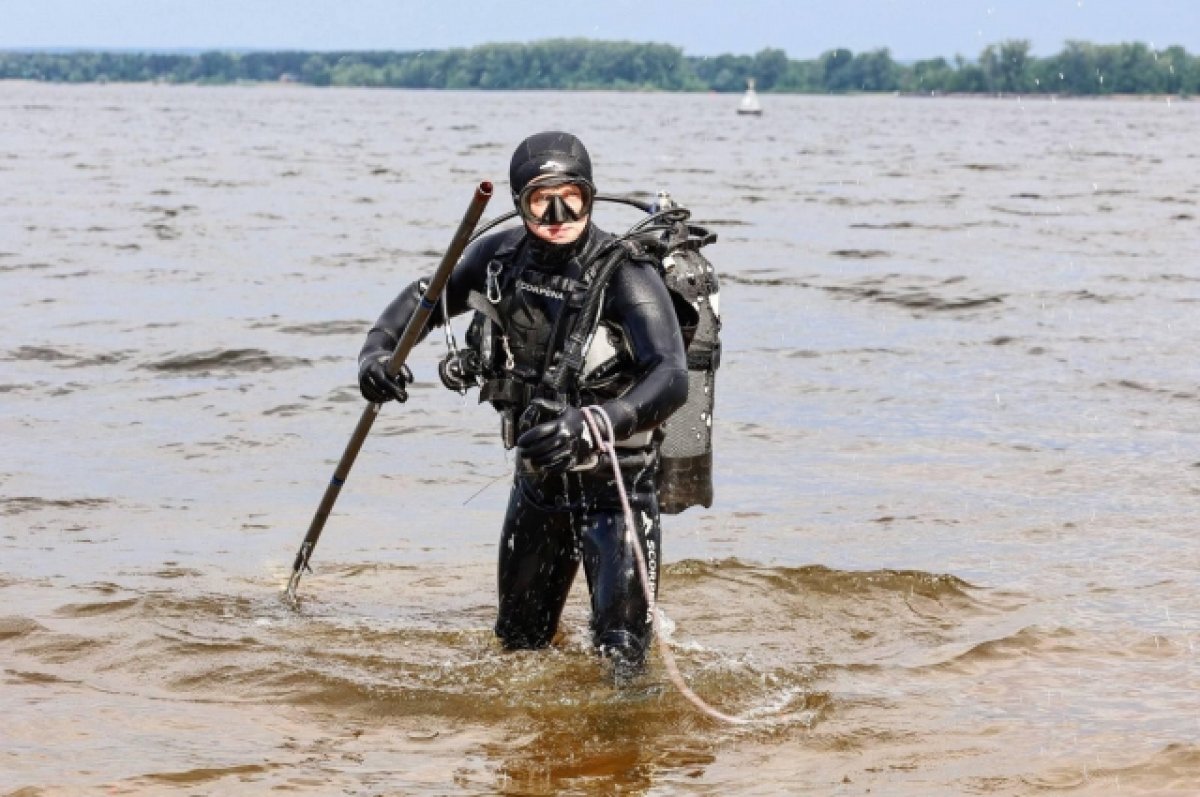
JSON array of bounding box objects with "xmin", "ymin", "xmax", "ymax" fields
[
  {"xmin": 541, "ymin": 240, "xmax": 642, "ymax": 395},
  {"xmin": 467, "ymin": 289, "xmax": 504, "ymax": 327}
]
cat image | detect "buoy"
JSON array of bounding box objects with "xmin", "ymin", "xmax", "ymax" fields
[{"xmin": 737, "ymin": 78, "xmax": 763, "ymax": 116}]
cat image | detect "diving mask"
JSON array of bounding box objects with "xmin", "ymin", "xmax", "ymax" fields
[{"xmin": 516, "ymin": 177, "xmax": 595, "ymax": 225}]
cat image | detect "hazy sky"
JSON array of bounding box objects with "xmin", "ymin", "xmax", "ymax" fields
[{"xmin": 4, "ymin": 0, "xmax": 1197, "ymax": 59}]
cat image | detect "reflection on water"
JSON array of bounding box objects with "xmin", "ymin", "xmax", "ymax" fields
[{"xmin": 2, "ymin": 83, "xmax": 1199, "ymax": 795}]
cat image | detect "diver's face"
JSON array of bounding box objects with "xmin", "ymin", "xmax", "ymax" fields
[{"xmin": 523, "ymin": 182, "xmax": 589, "ymax": 245}]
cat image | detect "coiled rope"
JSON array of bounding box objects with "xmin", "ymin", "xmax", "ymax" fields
[{"xmin": 580, "ymin": 405, "xmax": 762, "ymax": 726}]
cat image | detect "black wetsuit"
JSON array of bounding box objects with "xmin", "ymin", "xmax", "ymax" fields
[{"xmin": 359, "ymin": 222, "xmax": 687, "ymax": 665}]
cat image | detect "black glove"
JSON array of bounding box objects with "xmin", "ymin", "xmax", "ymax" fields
[
  {"xmin": 358, "ymin": 353, "xmax": 413, "ymax": 404},
  {"xmin": 516, "ymin": 399, "xmax": 593, "ymax": 473}
]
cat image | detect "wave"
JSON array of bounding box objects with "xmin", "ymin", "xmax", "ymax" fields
[
  {"xmin": 141, "ymin": 348, "xmax": 312, "ymax": 373},
  {"xmin": 1055, "ymin": 288, "xmax": 1133, "ymax": 303},
  {"xmin": 1023, "ymin": 743, "xmax": 1200, "ymax": 792},
  {"xmin": 0, "ymin": 496, "xmax": 111, "ymax": 516},
  {"xmin": 823, "ymin": 275, "xmax": 1005, "ymax": 311},
  {"xmin": 3, "ymin": 345, "xmax": 130, "ymax": 367},
  {"xmin": 721, "ymin": 272, "xmax": 812, "ymax": 288},
  {"xmin": 989, "ymin": 204, "xmax": 1068, "ymax": 217},
  {"xmin": 934, "ymin": 625, "xmax": 1081, "ymax": 670},
  {"xmin": 54, "ymin": 598, "xmax": 142, "ymax": 618},
  {"xmin": 0, "ymin": 261, "xmax": 53, "ymax": 273},
  {"xmin": 6, "ymin": 668, "xmax": 75, "ymax": 685},
  {"xmin": 276, "ymin": 320, "xmax": 368, "ymax": 336},
  {"xmin": 262, "ymin": 403, "xmax": 310, "ymax": 417},
  {"xmin": 1106, "ymin": 272, "xmax": 1200, "ymax": 285},
  {"xmin": 5, "ymin": 345, "xmax": 75, "ymax": 362},
  {"xmin": 664, "ymin": 558, "xmax": 978, "ymax": 603},
  {"xmin": 693, "ymin": 217, "xmax": 750, "ymax": 227},
  {"xmin": 0, "ymin": 616, "xmax": 47, "ymax": 641},
  {"xmin": 830, "ymin": 248, "xmax": 890, "ymax": 259},
  {"xmin": 1099, "ymin": 379, "xmax": 1199, "ymax": 403},
  {"xmin": 659, "ymin": 558, "xmax": 1020, "ymax": 675},
  {"xmin": 3, "ymin": 574, "xmax": 832, "ymax": 731},
  {"xmin": 720, "ymin": 271, "xmax": 1004, "ymax": 311},
  {"xmin": 138, "ymin": 763, "xmax": 276, "ymax": 787},
  {"xmin": 849, "ymin": 220, "xmax": 1007, "ymax": 231}
]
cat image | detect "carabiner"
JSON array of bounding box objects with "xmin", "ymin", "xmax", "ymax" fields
[{"xmin": 486, "ymin": 261, "xmax": 504, "ymax": 304}]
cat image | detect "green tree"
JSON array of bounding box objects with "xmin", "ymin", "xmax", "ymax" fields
[
  {"xmin": 1108, "ymin": 42, "xmax": 1167, "ymax": 93},
  {"xmin": 1051, "ymin": 40, "xmax": 1100, "ymax": 94},
  {"xmin": 946, "ymin": 54, "xmax": 987, "ymax": 92},
  {"xmin": 752, "ymin": 48, "xmax": 789, "ymax": 90},
  {"xmin": 690, "ymin": 53, "xmax": 754, "ymax": 92},
  {"xmin": 775, "ymin": 58, "xmax": 820, "ymax": 91},
  {"xmin": 980, "ymin": 40, "xmax": 1033, "ymax": 93},
  {"xmin": 850, "ymin": 48, "xmax": 900, "ymax": 91},
  {"xmin": 903, "ymin": 57, "xmax": 954, "ymax": 92},
  {"xmin": 300, "ymin": 54, "xmax": 332, "ymax": 86},
  {"xmin": 1, "ymin": 40, "xmax": 1197, "ymax": 96},
  {"xmin": 1160, "ymin": 45, "xmax": 1199, "ymax": 95},
  {"xmin": 820, "ymin": 48, "xmax": 856, "ymax": 91}
]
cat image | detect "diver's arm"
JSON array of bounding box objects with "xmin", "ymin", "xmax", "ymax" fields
[
  {"xmin": 599, "ymin": 260, "xmax": 689, "ymax": 440},
  {"xmin": 357, "ymin": 229, "xmax": 517, "ymax": 363}
]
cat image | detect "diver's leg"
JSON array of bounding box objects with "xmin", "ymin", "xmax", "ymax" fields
[
  {"xmin": 494, "ymin": 480, "xmax": 580, "ymax": 649},
  {"xmin": 581, "ymin": 487, "xmax": 662, "ymax": 671}
]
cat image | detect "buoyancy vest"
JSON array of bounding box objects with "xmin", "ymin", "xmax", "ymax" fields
[
  {"xmin": 457, "ymin": 218, "xmax": 721, "ymax": 514},
  {"xmin": 466, "ymin": 233, "xmax": 613, "ymax": 445}
]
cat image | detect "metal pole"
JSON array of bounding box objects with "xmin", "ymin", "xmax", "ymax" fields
[{"xmin": 285, "ymin": 180, "xmax": 494, "ymax": 603}]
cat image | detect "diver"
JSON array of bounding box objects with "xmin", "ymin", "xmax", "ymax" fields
[{"xmin": 357, "ymin": 131, "xmax": 689, "ymax": 676}]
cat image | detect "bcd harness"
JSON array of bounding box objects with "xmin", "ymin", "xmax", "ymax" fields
[{"xmin": 441, "ymin": 200, "xmax": 721, "ymax": 514}]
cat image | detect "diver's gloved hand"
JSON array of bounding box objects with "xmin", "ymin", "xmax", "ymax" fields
[
  {"xmin": 358, "ymin": 353, "xmax": 413, "ymax": 404},
  {"xmin": 516, "ymin": 399, "xmax": 593, "ymax": 473}
]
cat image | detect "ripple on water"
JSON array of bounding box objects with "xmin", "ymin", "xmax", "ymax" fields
[
  {"xmin": 140, "ymin": 348, "xmax": 313, "ymax": 373},
  {"xmin": 0, "ymin": 496, "xmax": 112, "ymax": 516},
  {"xmin": 822, "ymin": 274, "xmax": 1005, "ymax": 311},
  {"xmin": 3, "ymin": 345, "xmax": 131, "ymax": 367},
  {"xmin": 0, "ymin": 616, "xmax": 47, "ymax": 641}
]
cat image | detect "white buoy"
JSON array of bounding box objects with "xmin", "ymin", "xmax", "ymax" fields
[{"xmin": 737, "ymin": 77, "xmax": 763, "ymax": 116}]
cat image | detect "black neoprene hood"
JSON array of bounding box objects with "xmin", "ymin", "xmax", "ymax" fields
[{"xmin": 509, "ymin": 131, "xmax": 594, "ymax": 196}]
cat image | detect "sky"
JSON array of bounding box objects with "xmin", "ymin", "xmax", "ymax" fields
[{"xmin": 3, "ymin": 0, "xmax": 1198, "ymax": 60}]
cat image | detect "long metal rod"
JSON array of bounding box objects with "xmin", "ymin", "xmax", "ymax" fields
[{"xmin": 285, "ymin": 180, "xmax": 494, "ymax": 603}]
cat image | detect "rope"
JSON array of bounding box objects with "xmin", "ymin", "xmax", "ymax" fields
[{"xmin": 580, "ymin": 405, "xmax": 762, "ymax": 726}]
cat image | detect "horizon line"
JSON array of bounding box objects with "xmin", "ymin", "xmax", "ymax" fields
[{"xmin": 2, "ymin": 37, "xmax": 1181, "ymax": 62}]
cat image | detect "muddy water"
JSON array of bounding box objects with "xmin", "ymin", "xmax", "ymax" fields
[{"xmin": 2, "ymin": 82, "xmax": 1199, "ymax": 795}]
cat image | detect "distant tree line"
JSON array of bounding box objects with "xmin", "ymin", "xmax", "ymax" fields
[{"xmin": 2, "ymin": 39, "xmax": 1197, "ymax": 95}]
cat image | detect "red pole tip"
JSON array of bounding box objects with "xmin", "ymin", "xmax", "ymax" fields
[{"xmin": 479, "ymin": 180, "xmax": 494, "ymax": 196}]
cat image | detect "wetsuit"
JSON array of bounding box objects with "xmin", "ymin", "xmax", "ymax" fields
[{"xmin": 359, "ymin": 222, "xmax": 688, "ymax": 666}]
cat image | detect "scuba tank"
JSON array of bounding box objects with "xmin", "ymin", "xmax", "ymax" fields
[{"xmin": 649, "ymin": 192, "xmax": 721, "ymax": 514}]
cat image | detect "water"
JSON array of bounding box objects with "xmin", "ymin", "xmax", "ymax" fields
[{"xmin": 2, "ymin": 82, "xmax": 1199, "ymax": 795}]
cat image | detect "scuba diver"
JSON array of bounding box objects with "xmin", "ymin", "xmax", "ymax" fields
[{"xmin": 357, "ymin": 131, "xmax": 690, "ymax": 675}]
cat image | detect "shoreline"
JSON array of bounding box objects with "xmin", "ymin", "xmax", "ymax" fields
[
  {"xmin": 0, "ymin": 78, "xmax": 1192, "ymax": 101},
  {"xmin": 898, "ymin": 90, "xmax": 1191, "ymax": 101}
]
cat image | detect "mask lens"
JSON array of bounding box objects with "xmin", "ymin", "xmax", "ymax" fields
[{"xmin": 519, "ymin": 179, "xmax": 593, "ymax": 223}]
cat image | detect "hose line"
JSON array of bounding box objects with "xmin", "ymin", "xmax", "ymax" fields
[{"xmin": 580, "ymin": 405, "xmax": 761, "ymax": 726}]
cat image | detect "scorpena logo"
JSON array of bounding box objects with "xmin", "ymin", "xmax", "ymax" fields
[
  {"xmin": 517, "ymin": 280, "xmax": 564, "ymax": 300},
  {"xmin": 641, "ymin": 510, "xmax": 658, "ymax": 624}
]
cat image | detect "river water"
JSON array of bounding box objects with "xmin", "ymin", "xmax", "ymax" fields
[{"xmin": 2, "ymin": 82, "xmax": 1198, "ymax": 795}]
